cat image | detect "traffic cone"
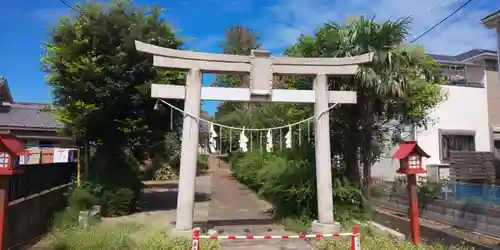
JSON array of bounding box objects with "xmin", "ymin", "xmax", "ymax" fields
[
  {"xmin": 351, "ymin": 225, "xmax": 360, "ymax": 250},
  {"xmin": 192, "ymin": 228, "xmax": 200, "ymax": 250}
]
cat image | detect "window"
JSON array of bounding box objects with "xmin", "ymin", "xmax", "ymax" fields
[
  {"xmin": 39, "ymin": 140, "xmax": 54, "ymax": 147},
  {"xmin": 440, "ymin": 132, "xmax": 475, "ymax": 161},
  {"xmin": 494, "ymin": 140, "xmax": 500, "ymax": 159},
  {"xmin": 409, "ymin": 155, "xmax": 420, "ymax": 168},
  {"xmin": 0, "ymin": 152, "xmax": 9, "ymax": 168}
]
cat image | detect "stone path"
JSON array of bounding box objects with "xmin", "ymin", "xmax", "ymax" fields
[{"xmin": 205, "ymin": 155, "xmax": 312, "ymax": 250}]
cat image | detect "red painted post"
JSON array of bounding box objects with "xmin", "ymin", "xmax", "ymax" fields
[
  {"xmin": 351, "ymin": 224, "xmax": 360, "ymax": 250},
  {"xmin": 0, "ymin": 174, "xmax": 11, "ymax": 250},
  {"xmin": 192, "ymin": 228, "xmax": 200, "ymax": 250},
  {"xmin": 407, "ymin": 174, "xmax": 421, "ymax": 244}
]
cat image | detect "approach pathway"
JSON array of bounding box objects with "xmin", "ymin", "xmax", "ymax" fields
[{"xmin": 206, "ymin": 155, "xmax": 311, "ymax": 250}]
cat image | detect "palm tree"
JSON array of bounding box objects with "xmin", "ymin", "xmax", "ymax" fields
[{"xmin": 286, "ymin": 16, "xmax": 441, "ymax": 195}]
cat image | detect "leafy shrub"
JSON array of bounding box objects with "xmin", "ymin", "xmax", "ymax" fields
[
  {"xmin": 418, "ymin": 182, "xmax": 442, "ymax": 213},
  {"xmin": 151, "ymin": 154, "xmax": 209, "ymax": 181},
  {"xmin": 101, "ymin": 188, "xmax": 136, "ymax": 216},
  {"xmin": 52, "ymin": 188, "xmax": 101, "ymax": 232},
  {"xmin": 67, "ymin": 153, "xmax": 144, "ymax": 217},
  {"xmin": 230, "ymin": 147, "xmax": 369, "ymax": 221},
  {"xmin": 153, "ymin": 163, "xmax": 179, "ymax": 181},
  {"xmin": 197, "ymin": 154, "xmax": 209, "ymax": 172}
]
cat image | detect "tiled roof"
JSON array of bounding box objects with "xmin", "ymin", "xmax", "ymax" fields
[
  {"xmin": 429, "ymin": 49, "xmax": 497, "ymax": 62},
  {"xmin": 0, "ymin": 102, "xmax": 63, "ymax": 129}
]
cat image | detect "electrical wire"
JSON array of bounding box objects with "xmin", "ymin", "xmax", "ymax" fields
[
  {"xmin": 58, "ymin": 0, "xmax": 80, "ymax": 13},
  {"xmin": 427, "ymin": 0, "xmax": 446, "ymax": 14},
  {"xmin": 409, "ymin": 0, "xmax": 475, "ymax": 44}
]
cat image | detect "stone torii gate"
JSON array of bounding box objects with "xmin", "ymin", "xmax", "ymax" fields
[{"xmin": 135, "ymin": 41, "xmax": 372, "ymax": 234}]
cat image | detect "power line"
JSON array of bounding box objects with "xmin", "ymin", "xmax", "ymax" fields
[
  {"xmin": 427, "ymin": 0, "xmax": 446, "ymax": 13},
  {"xmin": 58, "ymin": 0, "xmax": 81, "ymax": 13},
  {"xmin": 409, "ymin": 0, "xmax": 475, "ymax": 44}
]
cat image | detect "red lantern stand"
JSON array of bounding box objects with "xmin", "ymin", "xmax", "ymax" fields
[
  {"xmin": 0, "ymin": 135, "xmax": 30, "ymax": 249},
  {"xmin": 392, "ymin": 141, "xmax": 430, "ymax": 245}
]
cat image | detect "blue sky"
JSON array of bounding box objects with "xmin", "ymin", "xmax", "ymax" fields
[{"xmin": 0, "ymin": 0, "xmax": 498, "ymax": 115}]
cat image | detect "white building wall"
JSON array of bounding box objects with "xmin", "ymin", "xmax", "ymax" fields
[
  {"xmin": 372, "ymin": 82, "xmax": 490, "ymax": 181},
  {"xmin": 417, "ymin": 85, "xmax": 490, "ymax": 167}
]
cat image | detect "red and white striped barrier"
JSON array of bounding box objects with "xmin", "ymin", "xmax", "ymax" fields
[{"xmin": 191, "ymin": 225, "xmax": 361, "ymax": 250}]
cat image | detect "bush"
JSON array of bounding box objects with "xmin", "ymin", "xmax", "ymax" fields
[
  {"xmin": 418, "ymin": 182, "xmax": 442, "ymax": 213},
  {"xmin": 52, "ymin": 188, "xmax": 101, "ymax": 232},
  {"xmin": 230, "ymin": 147, "xmax": 369, "ymax": 221},
  {"xmin": 153, "ymin": 163, "xmax": 179, "ymax": 181},
  {"xmin": 197, "ymin": 154, "xmax": 209, "ymax": 172},
  {"xmin": 69, "ymin": 153, "xmax": 144, "ymax": 217},
  {"xmin": 101, "ymin": 188, "xmax": 136, "ymax": 216}
]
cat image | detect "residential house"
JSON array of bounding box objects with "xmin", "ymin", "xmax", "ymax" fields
[
  {"xmin": 0, "ymin": 76, "xmax": 74, "ymax": 148},
  {"xmin": 371, "ymin": 50, "xmax": 492, "ymax": 181}
]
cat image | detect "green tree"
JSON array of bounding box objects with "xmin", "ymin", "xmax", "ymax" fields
[
  {"xmin": 42, "ymin": 0, "xmax": 184, "ymax": 214},
  {"xmin": 285, "ymin": 16, "xmax": 443, "ymax": 195},
  {"xmin": 43, "ymin": 0, "xmax": 183, "ymax": 161}
]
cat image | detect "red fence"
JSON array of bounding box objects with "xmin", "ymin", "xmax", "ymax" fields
[{"xmin": 0, "ymin": 162, "xmax": 76, "ymax": 249}]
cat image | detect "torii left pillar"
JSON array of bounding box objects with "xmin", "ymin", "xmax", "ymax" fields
[{"xmin": 175, "ymin": 69, "xmax": 202, "ymax": 232}]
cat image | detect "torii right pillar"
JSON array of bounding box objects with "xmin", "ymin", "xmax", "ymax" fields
[{"xmin": 312, "ymin": 73, "xmax": 338, "ymax": 232}]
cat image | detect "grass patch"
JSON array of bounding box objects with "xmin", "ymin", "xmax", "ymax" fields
[
  {"xmin": 317, "ymin": 234, "xmax": 472, "ymax": 250},
  {"xmin": 279, "ymin": 217, "xmax": 312, "ymax": 233},
  {"xmin": 48, "ymin": 222, "xmax": 220, "ymax": 250},
  {"xmin": 279, "ymin": 218, "xmax": 472, "ymax": 250}
]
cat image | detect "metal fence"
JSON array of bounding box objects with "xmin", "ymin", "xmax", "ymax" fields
[
  {"xmin": 440, "ymin": 182, "xmax": 500, "ymax": 205},
  {"xmin": 371, "ymin": 180, "xmax": 500, "ymax": 238}
]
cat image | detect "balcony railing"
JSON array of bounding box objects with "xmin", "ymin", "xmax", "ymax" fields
[
  {"xmin": 439, "ymin": 64, "xmax": 484, "ymax": 88},
  {"xmin": 441, "ymin": 75, "xmax": 484, "ymax": 87}
]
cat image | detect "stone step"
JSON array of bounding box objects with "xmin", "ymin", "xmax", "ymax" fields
[
  {"xmin": 218, "ymin": 238, "xmax": 313, "ymax": 250},
  {"xmin": 210, "ymin": 224, "xmax": 284, "ymax": 235},
  {"xmin": 202, "ymin": 224, "xmax": 313, "ymax": 250}
]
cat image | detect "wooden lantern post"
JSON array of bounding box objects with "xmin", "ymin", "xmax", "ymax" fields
[{"xmin": 392, "ymin": 140, "xmax": 430, "ymax": 245}]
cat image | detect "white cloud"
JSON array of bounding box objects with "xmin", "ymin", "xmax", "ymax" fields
[{"xmin": 256, "ymin": 0, "xmax": 497, "ymax": 55}]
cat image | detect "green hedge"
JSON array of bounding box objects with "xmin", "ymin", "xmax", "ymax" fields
[{"xmin": 230, "ymin": 148, "xmax": 370, "ymax": 221}]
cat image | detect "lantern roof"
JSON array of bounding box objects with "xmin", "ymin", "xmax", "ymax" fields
[
  {"xmin": 392, "ymin": 140, "xmax": 430, "ymax": 159},
  {"xmin": 0, "ymin": 135, "xmax": 29, "ymax": 156}
]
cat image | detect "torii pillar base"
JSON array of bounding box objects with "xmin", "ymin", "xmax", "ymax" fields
[
  {"xmin": 311, "ymin": 220, "xmax": 341, "ymax": 234},
  {"xmin": 170, "ymin": 227, "xmax": 195, "ymax": 238}
]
